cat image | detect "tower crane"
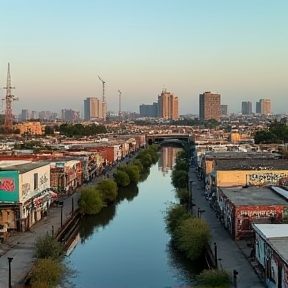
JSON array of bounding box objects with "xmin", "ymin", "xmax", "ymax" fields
[
  {"xmin": 3, "ymin": 63, "xmax": 18, "ymax": 130},
  {"xmin": 98, "ymin": 76, "xmax": 106, "ymax": 121},
  {"xmin": 118, "ymin": 90, "xmax": 122, "ymax": 121}
]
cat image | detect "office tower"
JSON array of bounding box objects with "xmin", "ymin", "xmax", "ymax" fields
[
  {"xmin": 21, "ymin": 109, "xmax": 29, "ymax": 121},
  {"xmin": 61, "ymin": 109, "xmax": 80, "ymax": 122},
  {"xmin": 241, "ymin": 101, "xmax": 252, "ymax": 115},
  {"xmin": 139, "ymin": 102, "xmax": 159, "ymax": 117},
  {"xmin": 256, "ymin": 101, "xmax": 261, "ymax": 114},
  {"xmin": 84, "ymin": 97, "xmax": 103, "ymax": 121},
  {"xmin": 38, "ymin": 111, "xmax": 51, "ymax": 120},
  {"xmin": 157, "ymin": 88, "xmax": 179, "ymax": 120},
  {"xmin": 259, "ymin": 99, "xmax": 271, "ymax": 115},
  {"xmin": 199, "ymin": 92, "xmax": 221, "ymax": 121},
  {"xmin": 30, "ymin": 111, "xmax": 37, "ymax": 119},
  {"xmin": 221, "ymin": 105, "xmax": 228, "ymax": 116}
]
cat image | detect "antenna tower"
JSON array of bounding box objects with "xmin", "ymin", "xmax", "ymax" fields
[
  {"xmin": 98, "ymin": 76, "xmax": 107, "ymax": 121},
  {"xmin": 3, "ymin": 63, "xmax": 18, "ymax": 130},
  {"xmin": 118, "ymin": 90, "xmax": 122, "ymax": 121}
]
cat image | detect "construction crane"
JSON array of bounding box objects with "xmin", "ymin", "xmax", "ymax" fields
[
  {"xmin": 3, "ymin": 63, "xmax": 18, "ymax": 130},
  {"xmin": 98, "ymin": 76, "xmax": 106, "ymax": 121},
  {"xmin": 118, "ymin": 90, "xmax": 122, "ymax": 121}
]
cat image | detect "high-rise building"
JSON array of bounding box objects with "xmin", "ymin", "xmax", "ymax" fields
[
  {"xmin": 20, "ymin": 109, "xmax": 29, "ymax": 121},
  {"xmin": 38, "ymin": 111, "xmax": 51, "ymax": 120},
  {"xmin": 139, "ymin": 102, "xmax": 158, "ymax": 117},
  {"xmin": 221, "ymin": 105, "xmax": 228, "ymax": 116},
  {"xmin": 199, "ymin": 92, "xmax": 221, "ymax": 121},
  {"xmin": 241, "ymin": 101, "xmax": 252, "ymax": 115},
  {"xmin": 84, "ymin": 97, "xmax": 103, "ymax": 121},
  {"xmin": 61, "ymin": 109, "xmax": 80, "ymax": 122},
  {"xmin": 259, "ymin": 99, "xmax": 271, "ymax": 115},
  {"xmin": 30, "ymin": 111, "xmax": 37, "ymax": 120},
  {"xmin": 256, "ymin": 101, "xmax": 261, "ymax": 114},
  {"xmin": 157, "ymin": 89, "xmax": 179, "ymax": 120}
]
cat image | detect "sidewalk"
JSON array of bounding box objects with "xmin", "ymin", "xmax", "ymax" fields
[
  {"xmin": 0, "ymin": 154, "xmax": 136, "ymax": 288},
  {"xmin": 189, "ymin": 167, "xmax": 265, "ymax": 288}
]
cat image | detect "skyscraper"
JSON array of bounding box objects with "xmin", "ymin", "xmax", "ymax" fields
[
  {"xmin": 241, "ymin": 101, "xmax": 252, "ymax": 115},
  {"xmin": 221, "ymin": 105, "xmax": 228, "ymax": 116},
  {"xmin": 199, "ymin": 92, "xmax": 221, "ymax": 121},
  {"xmin": 139, "ymin": 102, "xmax": 158, "ymax": 117},
  {"xmin": 259, "ymin": 99, "xmax": 271, "ymax": 115},
  {"xmin": 84, "ymin": 97, "xmax": 103, "ymax": 121},
  {"xmin": 157, "ymin": 89, "xmax": 179, "ymax": 120}
]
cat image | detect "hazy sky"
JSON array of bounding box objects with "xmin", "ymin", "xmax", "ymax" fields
[{"xmin": 1, "ymin": 0, "xmax": 288, "ymax": 115}]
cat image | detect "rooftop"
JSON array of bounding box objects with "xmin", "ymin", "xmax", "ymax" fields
[
  {"xmin": 0, "ymin": 161, "xmax": 50, "ymax": 174},
  {"xmin": 253, "ymin": 223, "xmax": 288, "ymax": 239},
  {"xmin": 220, "ymin": 186, "xmax": 288, "ymax": 206},
  {"xmin": 215, "ymin": 159, "xmax": 288, "ymax": 171},
  {"xmin": 205, "ymin": 151, "xmax": 280, "ymax": 160},
  {"xmin": 269, "ymin": 238, "xmax": 288, "ymax": 263}
]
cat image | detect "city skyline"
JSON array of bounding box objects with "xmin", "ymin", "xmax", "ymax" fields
[{"xmin": 1, "ymin": 0, "xmax": 288, "ymax": 115}]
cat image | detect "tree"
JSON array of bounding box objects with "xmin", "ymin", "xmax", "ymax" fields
[
  {"xmin": 137, "ymin": 152, "xmax": 152, "ymax": 168},
  {"xmin": 97, "ymin": 179, "xmax": 118, "ymax": 203},
  {"xmin": 44, "ymin": 125, "xmax": 54, "ymax": 135},
  {"xmin": 171, "ymin": 170, "xmax": 188, "ymax": 188},
  {"xmin": 29, "ymin": 258, "xmax": 64, "ymax": 288},
  {"xmin": 196, "ymin": 269, "xmax": 231, "ymax": 288},
  {"xmin": 175, "ymin": 218, "xmax": 211, "ymax": 261},
  {"xmin": 114, "ymin": 170, "xmax": 130, "ymax": 187},
  {"xmin": 164, "ymin": 204, "xmax": 191, "ymax": 236},
  {"xmin": 132, "ymin": 159, "xmax": 144, "ymax": 172},
  {"xmin": 35, "ymin": 235, "xmax": 64, "ymax": 260},
  {"xmin": 80, "ymin": 187, "xmax": 104, "ymax": 215},
  {"xmin": 174, "ymin": 159, "xmax": 188, "ymax": 172},
  {"xmin": 117, "ymin": 165, "xmax": 140, "ymax": 184},
  {"xmin": 175, "ymin": 188, "xmax": 190, "ymax": 206}
]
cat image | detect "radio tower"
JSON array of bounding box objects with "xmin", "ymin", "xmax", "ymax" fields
[
  {"xmin": 118, "ymin": 90, "xmax": 122, "ymax": 121},
  {"xmin": 3, "ymin": 63, "xmax": 18, "ymax": 130},
  {"xmin": 98, "ymin": 76, "xmax": 107, "ymax": 121}
]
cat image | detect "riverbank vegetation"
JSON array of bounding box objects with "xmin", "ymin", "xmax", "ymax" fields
[
  {"xmin": 28, "ymin": 235, "xmax": 70, "ymax": 288},
  {"xmin": 167, "ymin": 150, "xmax": 231, "ymax": 288}
]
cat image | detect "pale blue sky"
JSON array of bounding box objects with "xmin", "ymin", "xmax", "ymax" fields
[{"xmin": 1, "ymin": 0, "xmax": 288, "ymax": 115}]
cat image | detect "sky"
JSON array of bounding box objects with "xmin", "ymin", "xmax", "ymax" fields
[{"xmin": 1, "ymin": 0, "xmax": 288, "ymax": 116}]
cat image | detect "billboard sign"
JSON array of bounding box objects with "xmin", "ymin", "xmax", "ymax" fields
[{"xmin": 0, "ymin": 171, "xmax": 19, "ymax": 202}]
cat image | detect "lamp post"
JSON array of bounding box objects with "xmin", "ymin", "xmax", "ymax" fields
[
  {"xmin": 214, "ymin": 243, "xmax": 218, "ymax": 269},
  {"xmin": 60, "ymin": 204, "xmax": 64, "ymax": 227},
  {"xmin": 8, "ymin": 257, "xmax": 13, "ymax": 288},
  {"xmin": 71, "ymin": 197, "xmax": 74, "ymax": 214}
]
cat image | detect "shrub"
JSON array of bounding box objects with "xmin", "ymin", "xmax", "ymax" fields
[
  {"xmin": 30, "ymin": 258, "xmax": 64, "ymax": 287},
  {"xmin": 175, "ymin": 218, "xmax": 211, "ymax": 260},
  {"xmin": 196, "ymin": 269, "xmax": 231, "ymax": 288},
  {"xmin": 114, "ymin": 170, "xmax": 130, "ymax": 187},
  {"xmin": 97, "ymin": 179, "xmax": 118, "ymax": 203},
  {"xmin": 80, "ymin": 187, "xmax": 104, "ymax": 215},
  {"xmin": 164, "ymin": 204, "xmax": 191, "ymax": 236},
  {"xmin": 35, "ymin": 234, "xmax": 64, "ymax": 260}
]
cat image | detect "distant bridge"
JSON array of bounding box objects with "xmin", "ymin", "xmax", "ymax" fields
[{"xmin": 146, "ymin": 134, "xmax": 194, "ymax": 145}]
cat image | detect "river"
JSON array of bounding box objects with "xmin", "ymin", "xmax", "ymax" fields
[{"xmin": 64, "ymin": 147, "xmax": 206, "ymax": 288}]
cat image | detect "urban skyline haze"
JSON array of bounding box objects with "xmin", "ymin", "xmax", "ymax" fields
[{"xmin": 1, "ymin": 0, "xmax": 288, "ymax": 115}]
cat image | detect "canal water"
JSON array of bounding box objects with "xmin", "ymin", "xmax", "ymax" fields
[{"xmin": 65, "ymin": 147, "xmax": 206, "ymax": 288}]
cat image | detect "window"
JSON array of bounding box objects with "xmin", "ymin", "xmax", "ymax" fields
[{"xmin": 34, "ymin": 173, "xmax": 38, "ymax": 190}]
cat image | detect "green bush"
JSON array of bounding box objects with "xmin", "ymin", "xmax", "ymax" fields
[
  {"xmin": 30, "ymin": 258, "xmax": 64, "ymax": 287},
  {"xmin": 97, "ymin": 179, "xmax": 118, "ymax": 203},
  {"xmin": 196, "ymin": 269, "xmax": 231, "ymax": 288},
  {"xmin": 35, "ymin": 234, "xmax": 64, "ymax": 260},
  {"xmin": 164, "ymin": 204, "xmax": 191, "ymax": 236},
  {"xmin": 137, "ymin": 152, "xmax": 152, "ymax": 167},
  {"xmin": 118, "ymin": 165, "xmax": 140, "ymax": 184},
  {"xmin": 175, "ymin": 218, "xmax": 211, "ymax": 260},
  {"xmin": 80, "ymin": 187, "xmax": 104, "ymax": 215},
  {"xmin": 114, "ymin": 170, "xmax": 130, "ymax": 187},
  {"xmin": 175, "ymin": 188, "xmax": 190, "ymax": 205},
  {"xmin": 132, "ymin": 159, "xmax": 144, "ymax": 172},
  {"xmin": 171, "ymin": 169, "xmax": 188, "ymax": 188}
]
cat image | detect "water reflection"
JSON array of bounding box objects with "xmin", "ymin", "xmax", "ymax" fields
[{"xmin": 66, "ymin": 147, "xmax": 206, "ymax": 288}]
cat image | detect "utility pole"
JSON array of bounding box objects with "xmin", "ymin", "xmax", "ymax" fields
[
  {"xmin": 118, "ymin": 90, "xmax": 122, "ymax": 121},
  {"xmin": 3, "ymin": 63, "xmax": 18, "ymax": 131},
  {"xmin": 98, "ymin": 76, "xmax": 106, "ymax": 121}
]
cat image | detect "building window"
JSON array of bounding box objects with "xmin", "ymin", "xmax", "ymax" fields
[{"xmin": 34, "ymin": 173, "xmax": 38, "ymax": 190}]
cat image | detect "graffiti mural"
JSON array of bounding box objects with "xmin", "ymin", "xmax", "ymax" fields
[
  {"xmin": 282, "ymin": 264, "xmax": 288, "ymax": 288},
  {"xmin": 247, "ymin": 173, "xmax": 288, "ymax": 186}
]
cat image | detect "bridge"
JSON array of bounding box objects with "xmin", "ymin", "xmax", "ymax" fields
[{"xmin": 146, "ymin": 133, "xmax": 194, "ymax": 145}]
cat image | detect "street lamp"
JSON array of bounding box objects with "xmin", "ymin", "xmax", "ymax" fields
[
  {"xmin": 60, "ymin": 204, "xmax": 64, "ymax": 227},
  {"xmin": 8, "ymin": 257, "xmax": 13, "ymax": 288}
]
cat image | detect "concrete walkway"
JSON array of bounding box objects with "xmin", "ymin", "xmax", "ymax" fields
[
  {"xmin": 189, "ymin": 167, "xmax": 265, "ymax": 288},
  {"xmin": 0, "ymin": 154, "xmax": 136, "ymax": 288}
]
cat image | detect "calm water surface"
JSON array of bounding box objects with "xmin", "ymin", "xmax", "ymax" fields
[{"xmin": 65, "ymin": 147, "xmax": 205, "ymax": 288}]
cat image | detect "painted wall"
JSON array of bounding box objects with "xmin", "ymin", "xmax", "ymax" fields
[
  {"xmin": 255, "ymin": 233, "xmax": 266, "ymax": 267},
  {"xmin": 19, "ymin": 164, "xmax": 51, "ymax": 203},
  {"xmin": 217, "ymin": 170, "xmax": 288, "ymax": 187},
  {"xmin": 0, "ymin": 171, "xmax": 19, "ymax": 202}
]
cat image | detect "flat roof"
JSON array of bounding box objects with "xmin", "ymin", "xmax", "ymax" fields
[
  {"xmin": 0, "ymin": 161, "xmax": 50, "ymax": 174},
  {"xmin": 220, "ymin": 186, "xmax": 288, "ymax": 206},
  {"xmin": 253, "ymin": 224, "xmax": 288, "ymax": 239},
  {"xmin": 0, "ymin": 160, "xmax": 32, "ymax": 167},
  {"xmin": 205, "ymin": 151, "xmax": 280, "ymax": 160},
  {"xmin": 215, "ymin": 159, "xmax": 288, "ymax": 171},
  {"xmin": 269, "ymin": 238, "xmax": 288, "ymax": 263}
]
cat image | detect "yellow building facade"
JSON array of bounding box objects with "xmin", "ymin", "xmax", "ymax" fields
[{"xmin": 15, "ymin": 122, "xmax": 44, "ymax": 135}]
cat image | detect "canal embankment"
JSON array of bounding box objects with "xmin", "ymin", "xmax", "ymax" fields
[{"xmin": 189, "ymin": 166, "xmax": 265, "ymax": 288}]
